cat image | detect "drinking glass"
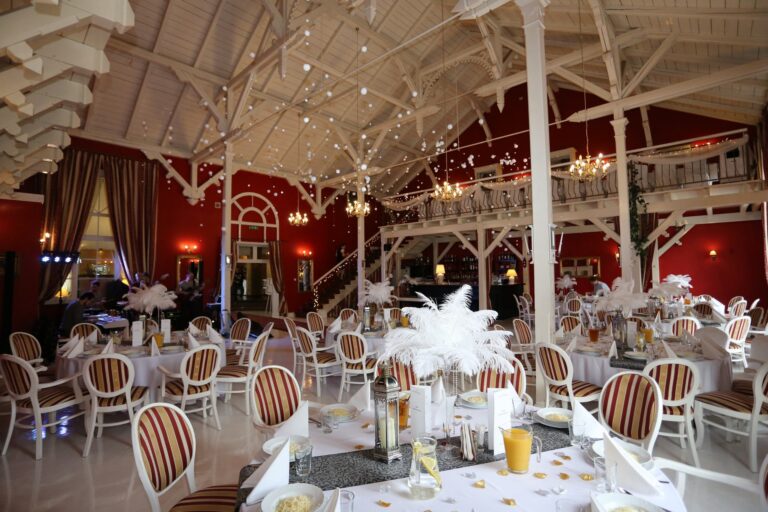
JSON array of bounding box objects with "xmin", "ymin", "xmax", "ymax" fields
[
  {"xmin": 398, "ymin": 394, "xmax": 410, "ymax": 430},
  {"xmin": 593, "ymin": 457, "xmax": 617, "ymax": 493},
  {"xmin": 501, "ymin": 424, "xmax": 541, "ymax": 474},
  {"xmin": 322, "ymin": 413, "xmax": 337, "ymax": 433},
  {"xmin": 340, "ymin": 490, "xmax": 354, "ymax": 512},
  {"xmin": 568, "ymin": 420, "xmax": 586, "ymax": 448},
  {"xmin": 588, "ymin": 328, "xmax": 600, "ymax": 342},
  {"xmin": 408, "ymin": 436, "xmax": 441, "ymax": 499},
  {"xmin": 294, "ymin": 444, "xmax": 313, "ymax": 477}
]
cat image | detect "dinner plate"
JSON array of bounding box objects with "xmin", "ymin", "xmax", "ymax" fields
[
  {"xmin": 591, "ymin": 492, "xmax": 664, "ymax": 512},
  {"xmin": 458, "ymin": 391, "xmax": 488, "ymax": 409},
  {"xmin": 319, "ymin": 403, "xmax": 359, "ymax": 422},
  {"xmin": 535, "ymin": 407, "xmax": 572, "ymax": 428},
  {"xmin": 122, "ymin": 348, "xmax": 146, "ymax": 358},
  {"xmin": 591, "ymin": 439, "xmax": 654, "ymax": 470},
  {"xmin": 261, "ymin": 483, "xmax": 324, "ymax": 512},
  {"xmin": 663, "ymin": 335, "xmax": 682, "ymax": 343},
  {"xmin": 623, "ymin": 351, "xmax": 649, "ymax": 360},
  {"xmin": 576, "ymin": 346, "xmax": 603, "ymax": 357},
  {"xmin": 262, "ymin": 435, "xmax": 310, "ymax": 462},
  {"xmin": 160, "ymin": 345, "xmax": 185, "ymax": 353}
]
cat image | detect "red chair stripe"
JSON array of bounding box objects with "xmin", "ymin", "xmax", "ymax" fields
[
  {"xmin": 748, "ymin": 307, "xmax": 764, "ymax": 329},
  {"xmin": 71, "ymin": 323, "xmax": 98, "ymax": 339},
  {"xmin": 307, "ymin": 313, "xmax": 324, "ymax": 333},
  {"xmin": 695, "ymin": 391, "xmax": 768, "ymax": 415},
  {"xmin": 283, "ymin": 317, "xmax": 298, "ymax": 338},
  {"xmin": 387, "ymin": 308, "xmax": 402, "ymax": 322},
  {"xmin": 88, "ymin": 357, "xmax": 129, "ymax": 394},
  {"xmin": 694, "ymin": 303, "xmax": 713, "ymax": 317},
  {"xmin": 728, "ymin": 317, "xmax": 751, "ymax": 341},
  {"xmin": 512, "ymin": 319, "xmax": 532, "ymax": 344},
  {"xmin": 191, "ymin": 317, "xmax": 212, "ymax": 331},
  {"xmin": 164, "ymin": 381, "xmax": 211, "ymax": 396},
  {"xmin": 170, "ymin": 484, "xmax": 239, "ymax": 511},
  {"xmin": 565, "ymin": 299, "xmax": 581, "ymax": 314},
  {"xmin": 97, "ymin": 386, "xmax": 147, "ymax": 407},
  {"xmin": 601, "ymin": 373, "xmax": 658, "ymax": 442},
  {"xmin": 185, "ymin": 348, "xmax": 218, "ymax": 383},
  {"xmin": 648, "ymin": 362, "xmax": 694, "ymax": 402},
  {"xmin": 17, "ymin": 386, "xmax": 78, "ymax": 409},
  {"xmin": 627, "ymin": 317, "xmax": 646, "ymax": 330},
  {"xmin": 0, "ymin": 358, "xmax": 32, "ymax": 396},
  {"xmin": 253, "ymin": 367, "xmax": 300, "ymax": 426},
  {"xmin": 560, "ymin": 316, "xmax": 580, "ymax": 333},
  {"xmin": 538, "ymin": 346, "xmax": 568, "ymax": 382},
  {"xmin": 672, "ymin": 318, "xmax": 698, "ymax": 337},
  {"xmin": 251, "ymin": 335, "xmax": 269, "ymax": 366},
  {"xmin": 10, "ymin": 333, "xmax": 40, "ymax": 362},
  {"xmin": 296, "ymin": 330, "xmax": 314, "ymax": 356},
  {"xmin": 340, "ymin": 309, "xmax": 357, "ymax": 322},
  {"xmin": 732, "ymin": 301, "xmax": 747, "ymax": 317},
  {"xmin": 339, "ymin": 334, "xmax": 365, "ymax": 361},
  {"xmin": 137, "ymin": 405, "xmax": 195, "ymax": 492},
  {"xmin": 230, "ymin": 318, "xmax": 251, "ymax": 341}
]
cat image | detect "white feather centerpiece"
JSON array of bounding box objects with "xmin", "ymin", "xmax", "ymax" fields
[
  {"xmin": 361, "ymin": 279, "xmax": 395, "ymax": 307},
  {"xmin": 556, "ymin": 275, "xmax": 576, "ymax": 291},
  {"xmin": 124, "ymin": 284, "xmax": 178, "ymax": 315},
  {"xmin": 380, "ymin": 285, "xmax": 515, "ymax": 379},
  {"xmin": 649, "ymin": 274, "xmax": 692, "ymax": 299},
  {"xmin": 594, "ymin": 277, "xmax": 648, "ymax": 317}
]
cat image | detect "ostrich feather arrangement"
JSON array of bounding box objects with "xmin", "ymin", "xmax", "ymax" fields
[
  {"xmin": 649, "ymin": 274, "xmax": 692, "ymax": 299},
  {"xmin": 380, "ymin": 285, "xmax": 515, "ymax": 379},
  {"xmin": 664, "ymin": 274, "xmax": 693, "ymax": 289},
  {"xmin": 556, "ymin": 275, "xmax": 576, "ymax": 291},
  {"xmin": 125, "ymin": 284, "xmax": 177, "ymax": 315},
  {"xmin": 594, "ymin": 277, "xmax": 648, "ymax": 317},
  {"xmin": 361, "ymin": 279, "xmax": 395, "ymax": 307}
]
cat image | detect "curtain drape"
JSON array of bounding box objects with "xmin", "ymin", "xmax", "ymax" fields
[
  {"xmin": 103, "ymin": 156, "xmax": 159, "ymax": 286},
  {"xmin": 268, "ymin": 240, "xmax": 287, "ymax": 315},
  {"xmin": 39, "ymin": 148, "xmax": 101, "ymax": 302}
]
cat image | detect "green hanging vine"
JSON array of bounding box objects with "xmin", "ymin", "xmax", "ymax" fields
[{"xmin": 628, "ymin": 162, "xmax": 648, "ymax": 256}]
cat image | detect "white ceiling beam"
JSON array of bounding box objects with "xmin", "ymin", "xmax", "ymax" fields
[
  {"xmin": 604, "ymin": 7, "xmax": 768, "ymax": 20},
  {"xmin": 68, "ymin": 129, "xmax": 192, "ymax": 158},
  {"xmin": 0, "ymin": 79, "xmax": 91, "ymax": 135},
  {"xmin": 567, "ymin": 59, "xmax": 768, "ymax": 122},
  {"xmin": 588, "ymin": 217, "xmax": 620, "ymax": 244},
  {"xmin": 0, "ymin": 146, "xmax": 63, "ymax": 172},
  {"xmin": 622, "ymin": 34, "xmax": 677, "ymax": 97},
  {"xmin": 586, "ymin": 0, "xmax": 622, "ymax": 99},
  {"xmin": 0, "ymin": 108, "xmax": 79, "ymax": 151},
  {"xmin": 551, "ymin": 66, "xmax": 612, "ymax": 101}
]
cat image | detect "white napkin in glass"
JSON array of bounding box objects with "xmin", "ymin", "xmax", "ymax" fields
[
  {"xmin": 608, "ymin": 341, "xmax": 618, "ymax": 358},
  {"xmin": 150, "ymin": 339, "xmax": 161, "ymax": 357},
  {"xmin": 603, "ymin": 433, "xmax": 661, "ymax": 495},
  {"xmin": 58, "ymin": 335, "xmax": 80, "ymax": 355},
  {"xmin": 243, "ymin": 439, "xmax": 290, "ymax": 505},
  {"xmin": 101, "ymin": 340, "xmax": 114, "ymax": 354},
  {"xmin": 273, "ymin": 401, "xmax": 309, "ymax": 439},
  {"xmin": 188, "ymin": 322, "xmax": 202, "ymax": 335},
  {"xmin": 325, "ymin": 488, "xmax": 342, "ymax": 512},
  {"xmin": 347, "ymin": 382, "xmax": 371, "ymax": 412},
  {"xmin": 573, "ymin": 399, "xmax": 605, "ymax": 440},
  {"xmin": 661, "ymin": 340, "xmax": 677, "ymax": 358},
  {"xmin": 187, "ymin": 333, "xmax": 200, "ymax": 349},
  {"xmin": 86, "ymin": 329, "xmax": 99, "ymax": 344},
  {"xmin": 206, "ymin": 325, "xmax": 224, "ymax": 344},
  {"xmin": 65, "ymin": 337, "xmax": 85, "ymax": 358}
]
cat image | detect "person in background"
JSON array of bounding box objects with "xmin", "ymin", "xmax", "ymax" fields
[
  {"xmin": 88, "ymin": 279, "xmax": 105, "ymax": 310},
  {"xmin": 177, "ymin": 272, "xmax": 198, "ymax": 295},
  {"xmin": 89, "ymin": 279, "xmax": 101, "ymax": 297},
  {"xmin": 60, "ymin": 292, "xmax": 95, "ymax": 336},
  {"xmin": 590, "ymin": 274, "xmax": 610, "ymax": 296}
]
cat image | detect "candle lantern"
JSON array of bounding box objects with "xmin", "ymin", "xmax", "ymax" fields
[{"xmin": 373, "ymin": 362, "xmax": 402, "ymax": 463}]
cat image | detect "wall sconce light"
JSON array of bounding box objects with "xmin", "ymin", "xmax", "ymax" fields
[
  {"xmin": 225, "ymin": 254, "xmax": 232, "ymax": 266},
  {"xmin": 709, "ymin": 249, "xmax": 717, "ymax": 261}
]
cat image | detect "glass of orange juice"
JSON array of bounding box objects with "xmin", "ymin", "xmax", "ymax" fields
[
  {"xmin": 643, "ymin": 328, "xmax": 654, "ymax": 344},
  {"xmin": 400, "ymin": 315, "xmax": 410, "ymax": 328},
  {"xmin": 398, "ymin": 392, "xmax": 410, "ymax": 430},
  {"xmin": 501, "ymin": 425, "xmax": 542, "ymax": 474},
  {"xmin": 588, "ymin": 328, "xmax": 600, "ymax": 342}
]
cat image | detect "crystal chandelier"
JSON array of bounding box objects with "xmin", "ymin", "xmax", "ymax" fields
[
  {"xmin": 288, "ymin": 210, "xmax": 308, "ymax": 226},
  {"xmin": 346, "ymin": 199, "xmax": 370, "ymax": 217},
  {"xmin": 432, "ymin": 181, "xmax": 463, "ymax": 201},
  {"xmin": 287, "ymin": 114, "xmax": 309, "ymax": 227}
]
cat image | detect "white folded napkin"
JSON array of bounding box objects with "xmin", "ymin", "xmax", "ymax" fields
[
  {"xmin": 460, "ymin": 423, "xmax": 475, "ymax": 461},
  {"xmin": 699, "ymin": 336, "xmax": 727, "ymax": 360},
  {"xmin": 353, "ymin": 322, "xmax": 363, "ymax": 334},
  {"xmin": 507, "ymin": 381, "xmax": 524, "ymax": 411},
  {"xmin": 565, "ymin": 336, "xmax": 579, "ymax": 353},
  {"xmin": 605, "ymin": 321, "xmax": 613, "ymax": 339},
  {"xmin": 708, "ymin": 297, "xmax": 726, "ymax": 315},
  {"xmin": 347, "ymin": 382, "xmax": 371, "ymax": 412},
  {"xmin": 101, "ymin": 340, "xmax": 114, "ymax": 354},
  {"xmin": 608, "ymin": 341, "xmax": 618, "ymax": 358},
  {"xmin": 272, "ymin": 401, "xmax": 309, "ymax": 438},
  {"xmin": 86, "ymin": 329, "xmax": 99, "ymax": 344},
  {"xmin": 65, "ymin": 337, "xmax": 85, "ymax": 358},
  {"xmin": 711, "ymin": 308, "xmax": 728, "ymax": 323},
  {"xmin": 58, "ymin": 335, "xmax": 80, "ymax": 355},
  {"xmin": 131, "ymin": 321, "xmax": 143, "ymax": 347},
  {"xmin": 431, "ymin": 376, "xmax": 445, "ymax": 404},
  {"xmin": 206, "ymin": 325, "xmax": 224, "ymax": 344},
  {"xmin": 603, "ymin": 433, "xmax": 661, "ymax": 495},
  {"xmin": 187, "ymin": 333, "xmax": 200, "ymax": 349},
  {"xmin": 555, "ymin": 326, "xmax": 565, "ymax": 338},
  {"xmin": 432, "ymin": 395, "xmax": 456, "ymax": 429},
  {"xmin": 243, "ymin": 438, "xmax": 290, "ymax": 505},
  {"xmin": 653, "ymin": 311, "xmax": 661, "ymax": 324},
  {"xmin": 661, "ymin": 340, "xmax": 677, "ymax": 359},
  {"xmin": 573, "ymin": 399, "xmax": 605, "ymax": 440},
  {"xmin": 188, "ymin": 322, "xmax": 202, "ymax": 335},
  {"xmin": 325, "ymin": 488, "xmax": 342, "ymax": 512},
  {"xmin": 150, "ymin": 339, "xmax": 161, "ymax": 357},
  {"xmin": 328, "ymin": 316, "xmax": 342, "ymax": 334}
]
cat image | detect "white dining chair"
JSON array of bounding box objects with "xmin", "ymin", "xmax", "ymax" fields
[
  {"xmin": 70, "ymin": 322, "xmax": 99, "ymax": 340},
  {"xmin": 251, "ymin": 365, "xmax": 302, "ymax": 431},
  {"xmin": 159, "ymin": 345, "xmax": 222, "ymax": 430},
  {"xmin": 295, "ymin": 326, "xmax": 340, "ymax": 396},
  {"xmin": 216, "ymin": 329, "xmax": 271, "ymax": 416},
  {"xmin": 9, "ymin": 332, "xmax": 47, "ymax": 374},
  {"xmin": 337, "ymin": 332, "xmax": 377, "ymax": 401},
  {"xmin": 535, "ymin": 342, "xmax": 602, "ymax": 411},
  {"xmin": 723, "ymin": 316, "xmax": 752, "ymax": 367},
  {"xmin": 599, "ymin": 371, "xmax": 663, "ymax": 454}
]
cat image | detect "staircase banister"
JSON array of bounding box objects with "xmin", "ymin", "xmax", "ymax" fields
[{"xmin": 313, "ymin": 232, "xmax": 381, "ymax": 287}]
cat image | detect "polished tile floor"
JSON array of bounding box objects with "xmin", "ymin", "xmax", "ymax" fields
[{"xmin": 0, "ymin": 335, "xmax": 764, "ymax": 511}]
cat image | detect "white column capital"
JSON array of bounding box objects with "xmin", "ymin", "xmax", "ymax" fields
[
  {"xmin": 610, "ymin": 116, "xmax": 628, "ymax": 133},
  {"xmin": 515, "ymin": 0, "xmax": 550, "ymax": 25}
]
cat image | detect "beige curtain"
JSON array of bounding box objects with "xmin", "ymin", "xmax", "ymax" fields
[
  {"xmin": 39, "ymin": 148, "xmax": 101, "ymax": 302},
  {"xmin": 103, "ymin": 156, "xmax": 159, "ymax": 285},
  {"xmin": 268, "ymin": 240, "xmax": 287, "ymax": 315}
]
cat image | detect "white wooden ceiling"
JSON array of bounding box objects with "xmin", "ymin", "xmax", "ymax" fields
[{"xmin": 3, "ymin": 0, "xmax": 767, "ymax": 199}]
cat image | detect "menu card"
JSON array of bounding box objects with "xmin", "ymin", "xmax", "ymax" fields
[
  {"xmin": 410, "ymin": 385, "xmax": 431, "ymax": 436},
  {"xmin": 131, "ymin": 321, "xmax": 143, "ymax": 347},
  {"xmin": 487, "ymin": 388, "xmax": 513, "ymax": 457},
  {"xmin": 161, "ymin": 319, "xmax": 172, "ymax": 342}
]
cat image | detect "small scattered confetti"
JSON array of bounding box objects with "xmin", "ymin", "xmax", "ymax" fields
[
  {"xmin": 502, "ymin": 498, "xmax": 517, "ymax": 506},
  {"xmin": 376, "ymin": 500, "xmax": 391, "ymax": 507},
  {"xmin": 533, "ymin": 473, "xmax": 548, "ymax": 479},
  {"xmin": 361, "ymin": 422, "xmax": 371, "ymax": 428},
  {"xmin": 558, "ymin": 473, "xmax": 570, "ymax": 480},
  {"xmin": 551, "ymin": 460, "xmax": 563, "ymax": 466},
  {"xmin": 454, "ymin": 415, "xmax": 463, "ymax": 419},
  {"xmin": 497, "ymin": 469, "xmax": 510, "ymax": 476},
  {"xmin": 472, "ymin": 480, "xmax": 486, "ymax": 488},
  {"xmin": 555, "ymin": 452, "xmax": 572, "ymax": 461},
  {"xmin": 579, "ymin": 473, "xmax": 594, "ymax": 481},
  {"xmin": 354, "ymin": 444, "xmax": 365, "ymax": 450}
]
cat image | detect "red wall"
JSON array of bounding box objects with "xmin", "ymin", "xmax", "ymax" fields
[{"xmin": 0, "ymin": 198, "xmax": 43, "ymax": 332}]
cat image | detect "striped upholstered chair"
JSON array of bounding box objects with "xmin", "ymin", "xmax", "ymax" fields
[
  {"xmin": 535, "ymin": 343, "xmax": 602, "ymax": 410},
  {"xmin": 383, "ymin": 308, "xmax": 402, "ymax": 329},
  {"xmin": 724, "ymin": 316, "xmax": 752, "ymax": 367},
  {"xmin": 295, "ymin": 327, "xmax": 339, "ymax": 396},
  {"xmin": 694, "ymin": 362, "xmax": 768, "ymax": 472},
  {"xmin": 82, "ymin": 353, "xmax": 148, "ymax": 457},
  {"xmin": 283, "ymin": 317, "xmax": 303, "ymax": 373},
  {"xmin": 131, "ymin": 403, "xmax": 238, "ymax": 512},
  {"xmin": 559, "ymin": 315, "xmax": 581, "ymax": 334},
  {"xmin": 728, "ymin": 295, "xmax": 746, "ymax": 313},
  {"xmin": 749, "ymin": 307, "xmax": 766, "ymax": 335},
  {"xmin": 564, "ymin": 298, "xmax": 582, "ymax": 316},
  {"xmin": 599, "ymin": 371, "xmax": 663, "ymax": 453},
  {"xmin": 225, "ymin": 316, "xmax": 252, "ymax": 365},
  {"xmin": 626, "ymin": 316, "xmax": 647, "ymax": 331},
  {"xmin": 190, "ymin": 315, "xmax": 212, "ymax": 332},
  {"xmin": 476, "ymin": 357, "xmax": 532, "ymax": 404},
  {"xmin": 0, "ymin": 354, "xmax": 87, "ymax": 459},
  {"xmin": 671, "ymin": 316, "xmax": 701, "ymax": 337},
  {"xmin": 337, "ymin": 332, "xmax": 377, "ymax": 401},
  {"xmin": 306, "ymin": 311, "xmax": 326, "ymax": 340},
  {"xmin": 251, "ymin": 365, "xmax": 302, "ymax": 428},
  {"xmin": 644, "ymin": 359, "xmax": 700, "ymax": 466},
  {"xmin": 375, "ymin": 359, "xmax": 417, "ymax": 392},
  {"xmin": 693, "ymin": 303, "xmax": 713, "ymax": 318},
  {"xmin": 70, "ymin": 322, "xmax": 99, "ymax": 340},
  {"xmin": 9, "ymin": 332, "xmax": 47, "ymax": 373},
  {"xmin": 339, "ymin": 308, "xmax": 358, "ymax": 323},
  {"xmin": 216, "ymin": 328, "xmax": 271, "ymax": 416},
  {"xmin": 511, "ymin": 318, "xmax": 537, "ymax": 377},
  {"xmin": 159, "ymin": 346, "xmax": 221, "ymax": 430}
]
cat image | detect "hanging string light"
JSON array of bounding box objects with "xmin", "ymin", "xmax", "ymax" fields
[
  {"xmin": 347, "ymin": 28, "xmax": 371, "ymax": 217},
  {"xmin": 288, "ymin": 114, "xmax": 309, "ymax": 226},
  {"xmin": 568, "ymin": 0, "xmax": 611, "ymax": 181}
]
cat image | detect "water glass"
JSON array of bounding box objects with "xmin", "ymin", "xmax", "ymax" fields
[
  {"xmin": 322, "ymin": 413, "xmax": 338, "ymax": 433},
  {"xmin": 340, "ymin": 490, "xmax": 354, "ymax": 512},
  {"xmin": 568, "ymin": 420, "xmax": 586, "ymax": 448},
  {"xmin": 593, "ymin": 456, "xmax": 617, "ymax": 493},
  {"xmin": 295, "ymin": 444, "xmax": 313, "ymax": 477}
]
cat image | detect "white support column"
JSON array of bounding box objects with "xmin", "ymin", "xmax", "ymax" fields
[
  {"xmin": 651, "ymin": 240, "xmax": 660, "ymax": 284},
  {"xmin": 380, "ymin": 234, "xmax": 387, "ymax": 285},
  {"xmin": 611, "ymin": 115, "xmax": 637, "ymax": 287},
  {"xmin": 220, "ymin": 145, "xmax": 234, "ymax": 331},
  {"xmin": 356, "ymin": 176, "xmax": 365, "ymax": 309},
  {"xmin": 517, "ymin": 0, "xmax": 553, "ymax": 406},
  {"xmin": 477, "ymin": 228, "xmax": 488, "ymax": 309}
]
